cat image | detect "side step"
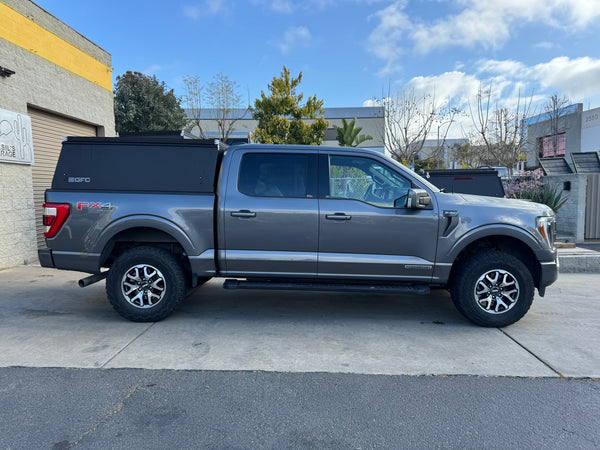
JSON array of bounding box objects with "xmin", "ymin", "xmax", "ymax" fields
[{"xmin": 223, "ymin": 279, "xmax": 430, "ymax": 295}]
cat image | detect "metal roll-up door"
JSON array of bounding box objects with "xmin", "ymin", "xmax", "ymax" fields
[{"xmin": 29, "ymin": 108, "xmax": 97, "ymax": 249}]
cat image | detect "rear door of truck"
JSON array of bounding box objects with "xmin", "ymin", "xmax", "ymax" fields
[{"xmin": 221, "ymin": 147, "xmax": 319, "ymax": 277}]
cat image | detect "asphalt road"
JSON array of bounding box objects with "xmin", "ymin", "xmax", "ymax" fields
[{"xmin": 0, "ymin": 368, "xmax": 598, "ymax": 450}]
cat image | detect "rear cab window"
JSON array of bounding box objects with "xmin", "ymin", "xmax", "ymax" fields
[{"xmin": 238, "ymin": 153, "xmax": 315, "ymax": 198}]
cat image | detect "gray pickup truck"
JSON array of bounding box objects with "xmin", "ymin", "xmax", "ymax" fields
[{"xmin": 39, "ymin": 137, "xmax": 558, "ymax": 327}]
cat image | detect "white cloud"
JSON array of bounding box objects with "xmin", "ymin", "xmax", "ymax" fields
[
  {"xmin": 367, "ymin": 0, "xmax": 600, "ymax": 72},
  {"xmin": 365, "ymin": 56, "xmax": 600, "ymax": 138},
  {"xmin": 251, "ymin": 0, "xmax": 335, "ymax": 14},
  {"xmin": 534, "ymin": 41, "xmax": 555, "ymax": 50},
  {"xmin": 182, "ymin": 0, "xmax": 226, "ymax": 20},
  {"xmin": 406, "ymin": 71, "xmax": 481, "ymax": 108},
  {"xmin": 479, "ymin": 56, "xmax": 600, "ymax": 100},
  {"xmin": 530, "ymin": 57, "xmax": 600, "ymax": 99},
  {"xmin": 363, "ymin": 99, "xmax": 380, "ymax": 107},
  {"xmin": 276, "ymin": 26, "xmax": 311, "ymax": 54},
  {"xmin": 411, "ymin": 0, "xmax": 600, "ymax": 53},
  {"xmin": 142, "ymin": 64, "xmax": 163, "ymax": 75},
  {"xmin": 366, "ymin": 1, "xmax": 411, "ymax": 75}
]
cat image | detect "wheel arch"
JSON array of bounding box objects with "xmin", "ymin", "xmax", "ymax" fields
[
  {"xmin": 448, "ymin": 232, "xmax": 541, "ymax": 290},
  {"xmin": 96, "ymin": 217, "xmax": 194, "ymax": 271}
]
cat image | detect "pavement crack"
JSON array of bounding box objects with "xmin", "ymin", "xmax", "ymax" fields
[
  {"xmin": 498, "ymin": 328, "xmax": 565, "ymax": 378},
  {"xmin": 68, "ymin": 382, "xmax": 146, "ymax": 448},
  {"xmin": 99, "ymin": 323, "xmax": 156, "ymax": 369}
]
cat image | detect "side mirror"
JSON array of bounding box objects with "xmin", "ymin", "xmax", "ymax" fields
[{"xmin": 407, "ymin": 189, "xmax": 432, "ymax": 210}]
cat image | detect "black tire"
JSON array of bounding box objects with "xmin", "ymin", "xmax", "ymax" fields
[
  {"xmin": 107, "ymin": 246, "xmax": 186, "ymax": 322},
  {"xmin": 450, "ymin": 251, "xmax": 534, "ymax": 327}
]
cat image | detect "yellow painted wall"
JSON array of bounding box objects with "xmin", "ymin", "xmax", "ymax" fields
[{"xmin": 0, "ymin": 2, "xmax": 112, "ymax": 92}]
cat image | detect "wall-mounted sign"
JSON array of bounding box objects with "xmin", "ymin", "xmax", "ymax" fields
[{"xmin": 0, "ymin": 108, "xmax": 34, "ymax": 165}]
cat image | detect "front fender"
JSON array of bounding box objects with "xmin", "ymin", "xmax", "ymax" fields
[{"xmin": 443, "ymin": 224, "xmax": 549, "ymax": 263}]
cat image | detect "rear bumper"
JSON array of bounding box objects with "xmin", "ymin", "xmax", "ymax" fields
[
  {"xmin": 38, "ymin": 249, "xmax": 55, "ymax": 268},
  {"xmin": 37, "ymin": 249, "xmax": 100, "ymax": 274}
]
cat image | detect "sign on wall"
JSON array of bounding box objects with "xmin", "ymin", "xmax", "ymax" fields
[{"xmin": 0, "ymin": 108, "xmax": 34, "ymax": 165}]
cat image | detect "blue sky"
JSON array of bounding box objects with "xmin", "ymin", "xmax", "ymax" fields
[{"xmin": 35, "ymin": 0, "xmax": 600, "ymax": 119}]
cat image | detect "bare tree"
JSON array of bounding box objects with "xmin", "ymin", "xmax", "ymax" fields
[
  {"xmin": 378, "ymin": 86, "xmax": 458, "ymax": 166},
  {"xmin": 429, "ymin": 102, "xmax": 462, "ymax": 162},
  {"xmin": 182, "ymin": 75, "xmax": 207, "ymax": 138},
  {"xmin": 205, "ymin": 73, "xmax": 248, "ymax": 142},
  {"xmin": 469, "ymin": 84, "xmax": 533, "ymax": 170},
  {"xmin": 544, "ymin": 93, "xmax": 570, "ymax": 157}
]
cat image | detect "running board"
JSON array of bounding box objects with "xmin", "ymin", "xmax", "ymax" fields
[{"xmin": 223, "ymin": 279, "xmax": 430, "ymax": 295}]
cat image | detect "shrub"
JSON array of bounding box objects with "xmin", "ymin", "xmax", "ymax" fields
[{"xmin": 505, "ymin": 169, "xmax": 567, "ymax": 213}]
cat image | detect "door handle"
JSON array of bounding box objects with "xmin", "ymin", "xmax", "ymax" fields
[
  {"xmin": 231, "ymin": 210, "xmax": 256, "ymax": 218},
  {"xmin": 326, "ymin": 213, "xmax": 351, "ymax": 221}
]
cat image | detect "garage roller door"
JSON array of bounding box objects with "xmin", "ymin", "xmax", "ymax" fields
[{"xmin": 29, "ymin": 107, "xmax": 97, "ymax": 249}]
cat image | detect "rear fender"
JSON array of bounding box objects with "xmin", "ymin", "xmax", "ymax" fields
[{"xmin": 94, "ymin": 215, "xmax": 195, "ymax": 258}]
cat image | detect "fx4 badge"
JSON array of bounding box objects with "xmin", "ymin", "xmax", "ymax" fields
[{"xmin": 77, "ymin": 202, "xmax": 112, "ymax": 210}]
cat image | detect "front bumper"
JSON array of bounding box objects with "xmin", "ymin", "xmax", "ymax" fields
[{"xmin": 538, "ymin": 256, "xmax": 559, "ymax": 297}]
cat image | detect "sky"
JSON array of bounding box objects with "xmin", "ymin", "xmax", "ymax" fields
[{"xmin": 34, "ymin": 0, "xmax": 600, "ymax": 135}]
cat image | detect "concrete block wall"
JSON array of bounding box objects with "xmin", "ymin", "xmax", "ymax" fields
[
  {"xmin": 0, "ymin": 163, "xmax": 37, "ymax": 267},
  {"xmin": 544, "ymin": 173, "xmax": 587, "ymax": 242}
]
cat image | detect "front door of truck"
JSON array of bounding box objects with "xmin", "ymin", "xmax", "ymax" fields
[
  {"xmin": 223, "ymin": 150, "xmax": 319, "ymax": 277},
  {"xmin": 317, "ymin": 153, "xmax": 438, "ymax": 281}
]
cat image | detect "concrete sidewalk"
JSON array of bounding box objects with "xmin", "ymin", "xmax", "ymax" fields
[
  {"xmin": 0, "ymin": 266, "xmax": 598, "ymax": 378},
  {"xmin": 558, "ymin": 246, "xmax": 600, "ymax": 273}
]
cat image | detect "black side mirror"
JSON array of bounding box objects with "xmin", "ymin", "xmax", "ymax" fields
[{"xmin": 407, "ymin": 189, "xmax": 432, "ymax": 210}]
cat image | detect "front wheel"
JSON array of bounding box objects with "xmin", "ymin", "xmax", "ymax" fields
[
  {"xmin": 106, "ymin": 246, "xmax": 187, "ymax": 322},
  {"xmin": 450, "ymin": 251, "xmax": 534, "ymax": 327}
]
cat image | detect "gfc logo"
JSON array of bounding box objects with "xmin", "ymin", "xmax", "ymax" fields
[{"xmin": 68, "ymin": 177, "xmax": 91, "ymax": 183}]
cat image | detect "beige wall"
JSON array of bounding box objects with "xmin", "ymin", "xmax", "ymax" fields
[{"xmin": 191, "ymin": 111, "xmax": 385, "ymax": 148}]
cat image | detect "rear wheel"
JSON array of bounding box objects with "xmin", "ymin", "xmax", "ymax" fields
[
  {"xmin": 107, "ymin": 246, "xmax": 186, "ymax": 322},
  {"xmin": 450, "ymin": 251, "xmax": 534, "ymax": 327}
]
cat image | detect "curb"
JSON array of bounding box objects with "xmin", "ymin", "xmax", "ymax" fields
[{"xmin": 558, "ymin": 253, "xmax": 600, "ymax": 273}]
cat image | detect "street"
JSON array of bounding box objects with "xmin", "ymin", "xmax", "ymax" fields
[
  {"xmin": 0, "ymin": 266, "xmax": 599, "ymax": 448},
  {"xmin": 0, "ymin": 368, "xmax": 598, "ymax": 449}
]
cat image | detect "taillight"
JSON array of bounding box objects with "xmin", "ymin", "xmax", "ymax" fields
[{"xmin": 43, "ymin": 203, "xmax": 70, "ymax": 238}]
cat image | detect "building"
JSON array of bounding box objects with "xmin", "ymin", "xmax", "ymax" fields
[
  {"xmin": 582, "ymin": 106, "xmax": 600, "ymax": 153},
  {"xmin": 0, "ymin": 0, "xmax": 115, "ymax": 269},
  {"xmin": 187, "ymin": 106, "xmax": 385, "ymax": 151},
  {"xmin": 419, "ymin": 138, "xmax": 469, "ymax": 167},
  {"xmin": 524, "ymin": 103, "xmax": 600, "ymax": 167}
]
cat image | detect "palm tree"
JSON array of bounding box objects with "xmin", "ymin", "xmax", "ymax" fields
[{"xmin": 334, "ymin": 118, "xmax": 373, "ymax": 147}]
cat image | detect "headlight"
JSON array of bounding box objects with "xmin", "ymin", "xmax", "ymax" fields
[{"xmin": 536, "ymin": 216, "xmax": 556, "ymax": 248}]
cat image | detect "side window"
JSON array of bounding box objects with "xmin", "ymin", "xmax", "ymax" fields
[
  {"xmin": 238, "ymin": 153, "xmax": 308, "ymax": 198},
  {"xmin": 329, "ymin": 155, "xmax": 412, "ymax": 208}
]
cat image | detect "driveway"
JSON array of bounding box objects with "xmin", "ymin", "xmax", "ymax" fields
[{"xmin": 0, "ymin": 266, "xmax": 598, "ymax": 378}]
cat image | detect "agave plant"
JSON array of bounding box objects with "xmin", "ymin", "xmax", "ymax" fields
[{"xmin": 506, "ymin": 169, "xmax": 567, "ymax": 213}]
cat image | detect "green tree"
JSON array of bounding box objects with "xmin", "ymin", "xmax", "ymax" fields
[
  {"xmin": 334, "ymin": 118, "xmax": 373, "ymax": 147},
  {"xmin": 252, "ymin": 66, "xmax": 328, "ymax": 145},
  {"xmin": 114, "ymin": 71, "xmax": 188, "ymax": 134}
]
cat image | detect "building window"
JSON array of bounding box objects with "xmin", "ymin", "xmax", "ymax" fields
[{"xmin": 539, "ymin": 133, "xmax": 566, "ymax": 158}]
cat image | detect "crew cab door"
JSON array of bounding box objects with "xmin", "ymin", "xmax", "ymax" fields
[
  {"xmin": 222, "ymin": 150, "xmax": 319, "ymax": 276},
  {"xmin": 317, "ymin": 153, "xmax": 438, "ymax": 281}
]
